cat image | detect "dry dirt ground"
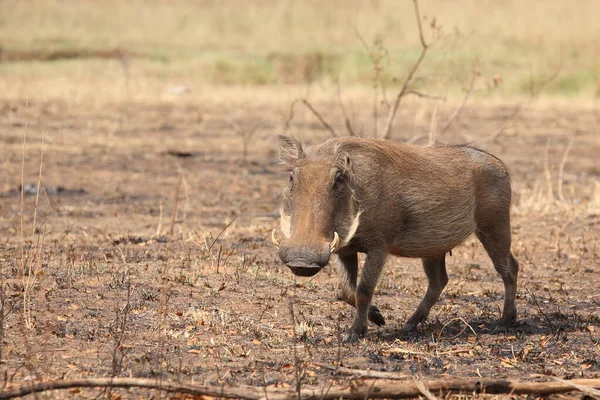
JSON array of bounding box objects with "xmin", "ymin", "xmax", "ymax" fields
[{"xmin": 0, "ymin": 98, "xmax": 599, "ymax": 399}]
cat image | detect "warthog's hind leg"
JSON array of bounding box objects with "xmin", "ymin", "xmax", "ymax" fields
[
  {"xmin": 336, "ymin": 252, "xmax": 385, "ymax": 328},
  {"xmin": 404, "ymin": 255, "xmax": 448, "ymax": 331},
  {"xmin": 476, "ymin": 228, "xmax": 519, "ymax": 328}
]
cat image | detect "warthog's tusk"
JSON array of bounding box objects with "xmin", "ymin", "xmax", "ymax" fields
[
  {"xmin": 271, "ymin": 230, "xmax": 280, "ymax": 249},
  {"xmin": 330, "ymin": 232, "xmax": 340, "ymax": 253}
]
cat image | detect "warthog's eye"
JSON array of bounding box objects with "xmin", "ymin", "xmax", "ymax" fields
[
  {"xmin": 333, "ymin": 170, "xmax": 345, "ymax": 189},
  {"xmin": 288, "ymin": 172, "xmax": 294, "ymax": 192}
]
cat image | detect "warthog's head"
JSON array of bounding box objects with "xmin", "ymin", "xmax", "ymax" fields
[{"xmin": 272, "ymin": 136, "xmax": 361, "ymax": 277}]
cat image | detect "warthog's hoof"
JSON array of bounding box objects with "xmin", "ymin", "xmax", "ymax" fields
[
  {"xmin": 343, "ymin": 326, "xmax": 367, "ymax": 343},
  {"xmin": 403, "ymin": 315, "xmax": 423, "ymax": 332},
  {"xmin": 497, "ymin": 314, "xmax": 517, "ymax": 330},
  {"xmin": 342, "ymin": 332, "xmax": 360, "ymax": 343},
  {"xmin": 368, "ymin": 306, "xmax": 385, "ymax": 327},
  {"xmin": 403, "ymin": 321, "xmax": 418, "ymax": 332},
  {"xmin": 404, "ymin": 311, "xmax": 427, "ymax": 332}
]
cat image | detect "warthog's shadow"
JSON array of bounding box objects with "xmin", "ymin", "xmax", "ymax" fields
[{"xmin": 376, "ymin": 311, "xmax": 597, "ymax": 343}]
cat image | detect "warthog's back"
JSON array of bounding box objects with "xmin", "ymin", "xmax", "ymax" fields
[{"xmin": 315, "ymin": 137, "xmax": 511, "ymax": 258}]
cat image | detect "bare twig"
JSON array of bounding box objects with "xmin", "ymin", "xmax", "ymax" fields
[
  {"xmin": 440, "ymin": 60, "xmax": 479, "ymax": 134},
  {"xmin": 0, "ymin": 284, "xmax": 7, "ymax": 363},
  {"xmin": 314, "ymin": 362, "xmax": 411, "ymax": 380},
  {"xmin": 437, "ymin": 317, "xmax": 478, "ymax": 341},
  {"xmin": 3, "ymin": 377, "xmax": 600, "ymax": 400},
  {"xmin": 288, "ymin": 300, "xmax": 302, "ymax": 400},
  {"xmin": 416, "ymin": 379, "xmax": 439, "ymax": 400},
  {"xmin": 30, "ymin": 130, "xmax": 44, "ymax": 239},
  {"xmin": 552, "ymin": 377, "xmax": 600, "ymax": 397},
  {"xmin": 543, "ymin": 138, "xmax": 554, "ymax": 209},
  {"xmin": 405, "ymin": 90, "xmax": 445, "ymax": 101},
  {"xmin": 477, "ymin": 63, "xmax": 561, "ymax": 144},
  {"xmin": 525, "ymin": 286, "xmax": 555, "ymax": 333},
  {"xmin": 382, "ymin": 0, "xmax": 430, "ymax": 140},
  {"xmin": 207, "ymin": 217, "xmax": 237, "ymax": 254},
  {"xmin": 428, "ymin": 103, "xmax": 439, "ymax": 146},
  {"xmin": 19, "ymin": 101, "xmax": 29, "ymax": 280},
  {"xmin": 158, "ymin": 177, "xmax": 182, "ymax": 377},
  {"xmin": 111, "ymin": 247, "xmax": 132, "ymax": 378},
  {"xmin": 285, "ymin": 99, "xmax": 337, "ymax": 138},
  {"xmin": 557, "ymin": 138, "xmax": 574, "ymax": 205},
  {"xmin": 335, "ymin": 80, "xmax": 355, "ymax": 136},
  {"xmin": 155, "ymin": 199, "xmax": 164, "ymax": 237}
]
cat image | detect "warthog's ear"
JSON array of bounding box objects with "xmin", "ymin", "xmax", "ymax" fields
[
  {"xmin": 278, "ymin": 135, "xmax": 305, "ymax": 166},
  {"xmin": 336, "ymin": 151, "xmax": 353, "ymax": 173}
]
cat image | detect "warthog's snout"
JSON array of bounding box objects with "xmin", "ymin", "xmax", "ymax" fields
[
  {"xmin": 278, "ymin": 245, "xmax": 330, "ymax": 276},
  {"xmin": 272, "ymin": 231, "xmax": 339, "ymax": 277}
]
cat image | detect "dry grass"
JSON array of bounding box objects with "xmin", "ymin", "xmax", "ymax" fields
[
  {"xmin": 1, "ymin": 2, "xmax": 600, "ymax": 397},
  {"xmin": 1, "ymin": 98, "xmax": 599, "ymax": 399},
  {"xmin": 1, "ymin": 0, "xmax": 599, "ymax": 103}
]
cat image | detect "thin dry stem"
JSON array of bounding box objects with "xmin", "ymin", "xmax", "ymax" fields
[
  {"xmin": 543, "ymin": 138, "xmax": 554, "ymax": 211},
  {"xmin": 335, "ymin": 80, "xmax": 355, "ymax": 136},
  {"xmin": 30, "ymin": 130, "xmax": 45, "ymax": 239},
  {"xmin": 288, "ymin": 300, "xmax": 302, "ymax": 400},
  {"xmin": 477, "ymin": 63, "xmax": 561, "ymax": 144},
  {"xmin": 158, "ymin": 177, "xmax": 182, "ymax": 375},
  {"xmin": 552, "ymin": 377, "xmax": 600, "ymax": 397},
  {"xmin": 405, "ymin": 90, "xmax": 445, "ymax": 101},
  {"xmin": 428, "ymin": 103, "xmax": 439, "ymax": 146},
  {"xmin": 285, "ymin": 98, "xmax": 337, "ymax": 138},
  {"xmin": 207, "ymin": 217, "xmax": 237, "ymax": 254},
  {"xmin": 437, "ymin": 317, "xmax": 478, "ymax": 341},
  {"xmin": 19, "ymin": 101, "xmax": 29, "ymax": 280},
  {"xmin": 557, "ymin": 138, "xmax": 574, "ymax": 205},
  {"xmin": 382, "ymin": 0, "xmax": 430, "ymax": 140},
  {"xmin": 155, "ymin": 199, "xmax": 164, "ymax": 237},
  {"xmin": 314, "ymin": 362, "xmax": 411, "ymax": 380},
  {"xmin": 440, "ymin": 60, "xmax": 479, "ymax": 134}
]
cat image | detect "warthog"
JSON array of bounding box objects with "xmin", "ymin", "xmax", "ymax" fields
[{"xmin": 271, "ymin": 135, "xmax": 519, "ymax": 342}]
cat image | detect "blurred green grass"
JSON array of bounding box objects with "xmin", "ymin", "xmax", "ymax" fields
[{"xmin": 0, "ymin": 0, "xmax": 598, "ymax": 99}]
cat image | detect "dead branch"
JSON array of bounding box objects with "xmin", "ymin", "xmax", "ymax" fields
[
  {"xmin": 476, "ymin": 63, "xmax": 562, "ymax": 144},
  {"xmin": 440, "ymin": 60, "xmax": 479, "ymax": 134},
  {"xmin": 381, "ymin": 0, "xmax": 430, "ymax": 140},
  {"xmin": 405, "ymin": 90, "xmax": 446, "ymax": 101},
  {"xmin": 552, "ymin": 377, "xmax": 600, "ymax": 398},
  {"xmin": 557, "ymin": 138, "xmax": 574, "ymax": 205},
  {"xmin": 3, "ymin": 376, "xmax": 600, "ymax": 400},
  {"xmin": 285, "ymin": 98, "xmax": 337, "ymax": 138},
  {"xmin": 428, "ymin": 103, "xmax": 439, "ymax": 146},
  {"xmin": 313, "ymin": 362, "xmax": 411, "ymax": 380},
  {"xmin": 415, "ymin": 379, "xmax": 439, "ymax": 400},
  {"xmin": 335, "ymin": 80, "xmax": 356, "ymax": 136}
]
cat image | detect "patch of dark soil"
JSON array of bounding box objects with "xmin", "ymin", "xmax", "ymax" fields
[{"xmin": 0, "ymin": 47, "xmax": 151, "ymax": 63}]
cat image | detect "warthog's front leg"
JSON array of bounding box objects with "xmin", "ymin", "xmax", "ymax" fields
[
  {"xmin": 343, "ymin": 251, "xmax": 387, "ymax": 342},
  {"xmin": 336, "ymin": 252, "xmax": 385, "ymax": 328}
]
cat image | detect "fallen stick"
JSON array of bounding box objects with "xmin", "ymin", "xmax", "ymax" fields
[
  {"xmin": 2, "ymin": 376, "xmax": 600, "ymax": 400},
  {"xmin": 313, "ymin": 362, "xmax": 412, "ymax": 380}
]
